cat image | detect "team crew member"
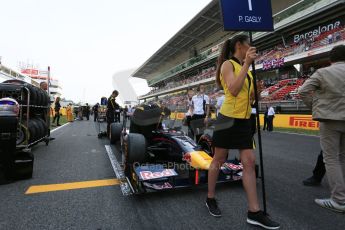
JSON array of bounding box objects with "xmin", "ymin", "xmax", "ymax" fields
[
  {"xmin": 263, "ymin": 106, "xmax": 268, "ymax": 131},
  {"xmin": 52, "ymin": 97, "xmax": 61, "ymax": 126},
  {"xmin": 85, "ymin": 103, "xmax": 90, "ymax": 120},
  {"xmin": 115, "ymin": 107, "xmax": 121, "ymax": 123},
  {"xmin": 215, "ymin": 90, "xmax": 225, "ymax": 117},
  {"xmin": 93, "ymin": 103, "xmax": 100, "ymax": 122},
  {"xmin": 267, "ymin": 105, "xmax": 275, "ymax": 132},
  {"xmin": 107, "ymin": 90, "xmax": 119, "ymax": 136},
  {"xmin": 206, "ymin": 35, "xmax": 280, "ymax": 229},
  {"xmin": 39, "ymin": 81, "xmax": 54, "ymax": 140},
  {"xmin": 185, "ymin": 89, "xmax": 194, "ymax": 137},
  {"xmin": 190, "ymin": 84, "xmax": 210, "ymax": 143},
  {"xmin": 66, "ymin": 103, "xmax": 74, "ymax": 122}
]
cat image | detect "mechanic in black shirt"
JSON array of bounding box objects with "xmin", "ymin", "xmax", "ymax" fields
[
  {"xmin": 107, "ymin": 90, "xmax": 119, "ymax": 137},
  {"xmin": 52, "ymin": 97, "xmax": 61, "ymax": 126},
  {"xmin": 92, "ymin": 103, "xmax": 100, "ymax": 122},
  {"xmin": 84, "ymin": 103, "xmax": 90, "ymax": 120}
]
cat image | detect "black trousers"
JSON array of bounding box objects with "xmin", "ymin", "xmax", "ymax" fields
[
  {"xmin": 250, "ymin": 113, "xmax": 257, "ymax": 136},
  {"xmin": 94, "ymin": 112, "xmax": 98, "ymax": 122},
  {"xmin": 115, "ymin": 112, "xmax": 121, "ymax": 123},
  {"xmin": 52, "ymin": 112, "xmax": 60, "ymax": 125},
  {"xmin": 186, "ymin": 115, "xmax": 193, "ymax": 138},
  {"xmin": 267, "ymin": 115, "xmax": 274, "ymax": 131},
  {"xmin": 263, "ymin": 116, "xmax": 268, "ymax": 130},
  {"xmin": 191, "ymin": 114, "xmax": 206, "ymax": 143},
  {"xmin": 107, "ymin": 111, "xmax": 115, "ymax": 136},
  {"xmin": 313, "ymin": 151, "xmax": 326, "ymax": 181}
]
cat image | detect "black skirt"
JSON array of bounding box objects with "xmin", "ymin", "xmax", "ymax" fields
[{"xmin": 212, "ymin": 113, "xmax": 254, "ymax": 149}]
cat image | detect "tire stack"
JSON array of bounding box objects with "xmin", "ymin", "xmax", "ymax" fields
[
  {"xmin": 24, "ymin": 84, "xmax": 50, "ymax": 145},
  {"xmin": 2, "ymin": 80, "xmax": 50, "ymax": 145}
]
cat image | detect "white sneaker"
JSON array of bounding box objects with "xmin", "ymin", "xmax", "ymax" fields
[{"xmin": 315, "ymin": 198, "xmax": 345, "ymax": 213}]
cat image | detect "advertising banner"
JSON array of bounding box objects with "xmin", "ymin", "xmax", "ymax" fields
[{"xmin": 259, "ymin": 114, "xmax": 319, "ymax": 131}]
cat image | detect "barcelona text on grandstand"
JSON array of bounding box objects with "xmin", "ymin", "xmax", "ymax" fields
[{"xmin": 293, "ymin": 20, "xmax": 341, "ymax": 43}]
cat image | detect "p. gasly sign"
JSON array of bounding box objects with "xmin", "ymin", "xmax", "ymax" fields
[{"xmin": 219, "ymin": 0, "xmax": 274, "ymax": 32}]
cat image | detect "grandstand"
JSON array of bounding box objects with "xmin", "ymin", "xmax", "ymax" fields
[{"xmin": 133, "ymin": 0, "xmax": 345, "ymax": 114}]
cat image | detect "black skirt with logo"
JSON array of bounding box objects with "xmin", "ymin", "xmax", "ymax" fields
[{"xmin": 212, "ymin": 113, "xmax": 254, "ymax": 149}]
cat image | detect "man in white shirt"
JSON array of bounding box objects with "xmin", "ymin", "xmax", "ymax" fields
[
  {"xmin": 215, "ymin": 90, "xmax": 225, "ymax": 117},
  {"xmin": 267, "ymin": 105, "xmax": 275, "ymax": 132},
  {"xmin": 190, "ymin": 84, "xmax": 210, "ymax": 142}
]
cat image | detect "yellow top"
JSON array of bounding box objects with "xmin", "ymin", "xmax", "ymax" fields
[{"xmin": 219, "ymin": 58, "xmax": 254, "ymax": 119}]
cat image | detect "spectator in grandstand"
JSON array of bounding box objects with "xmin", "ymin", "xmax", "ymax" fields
[
  {"xmin": 206, "ymin": 35, "xmax": 280, "ymax": 229},
  {"xmin": 215, "ymin": 90, "xmax": 225, "ymax": 116},
  {"xmin": 303, "ymin": 150, "xmax": 326, "ymax": 186},
  {"xmin": 267, "ymin": 105, "xmax": 275, "ymax": 132},
  {"xmin": 52, "ymin": 97, "xmax": 61, "ymax": 126},
  {"xmin": 190, "ymin": 84, "xmax": 209, "ymax": 143},
  {"xmin": 335, "ymin": 31, "xmax": 342, "ymax": 42},
  {"xmin": 106, "ymin": 90, "xmax": 120, "ymax": 137},
  {"xmin": 327, "ymin": 34, "xmax": 333, "ymax": 44},
  {"xmin": 299, "ymin": 45, "xmax": 345, "ymax": 213},
  {"xmin": 263, "ymin": 106, "xmax": 268, "ymax": 131}
]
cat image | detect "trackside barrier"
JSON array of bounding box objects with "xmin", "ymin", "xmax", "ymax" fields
[{"xmin": 170, "ymin": 113, "xmax": 319, "ymax": 131}]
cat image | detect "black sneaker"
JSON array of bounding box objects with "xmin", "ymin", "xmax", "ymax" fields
[
  {"xmin": 247, "ymin": 211, "xmax": 280, "ymax": 229},
  {"xmin": 206, "ymin": 198, "xmax": 221, "ymax": 217},
  {"xmin": 303, "ymin": 176, "xmax": 321, "ymax": 186}
]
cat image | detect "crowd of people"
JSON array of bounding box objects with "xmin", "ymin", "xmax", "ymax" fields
[
  {"xmin": 145, "ymin": 67, "xmax": 216, "ymax": 96},
  {"xmin": 144, "ymin": 27, "xmax": 345, "ymax": 100},
  {"xmin": 256, "ymin": 26, "xmax": 345, "ymax": 65}
]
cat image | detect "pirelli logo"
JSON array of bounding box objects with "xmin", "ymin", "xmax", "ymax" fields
[{"xmin": 289, "ymin": 116, "xmax": 319, "ymax": 128}]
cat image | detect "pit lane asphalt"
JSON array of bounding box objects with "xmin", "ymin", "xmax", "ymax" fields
[{"xmin": 0, "ymin": 118, "xmax": 344, "ymax": 230}]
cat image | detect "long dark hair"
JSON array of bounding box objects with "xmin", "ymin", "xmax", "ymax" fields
[{"xmin": 215, "ymin": 34, "xmax": 249, "ymax": 88}]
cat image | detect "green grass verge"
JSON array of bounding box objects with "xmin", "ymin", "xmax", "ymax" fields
[
  {"xmin": 267, "ymin": 127, "xmax": 319, "ymax": 136},
  {"xmin": 50, "ymin": 115, "xmax": 69, "ymax": 130}
]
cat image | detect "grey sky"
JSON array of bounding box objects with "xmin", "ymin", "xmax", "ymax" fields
[{"xmin": 0, "ymin": 0, "xmax": 211, "ymax": 104}]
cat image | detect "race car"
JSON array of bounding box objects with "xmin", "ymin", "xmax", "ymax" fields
[{"xmin": 109, "ymin": 103, "xmax": 255, "ymax": 195}]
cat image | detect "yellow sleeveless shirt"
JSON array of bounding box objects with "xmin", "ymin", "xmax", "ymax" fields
[{"xmin": 219, "ymin": 58, "xmax": 254, "ymax": 119}]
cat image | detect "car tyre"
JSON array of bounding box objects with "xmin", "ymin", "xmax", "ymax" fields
[
  {"xmin": 125, "ymin": 133, "xmax": 147, "ymax": 164},
  {"xmin": 110, "ymin": 123, "xmax": 122, "ymax": 144}
]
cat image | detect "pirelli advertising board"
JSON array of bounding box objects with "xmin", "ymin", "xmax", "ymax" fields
[
  {"xmin": 260, "ymin": 114, "xmax": 319, "ymax": 131},
  {"xmin": 170, "ymin": 112, "xmax": 319, "ymax": 131}
]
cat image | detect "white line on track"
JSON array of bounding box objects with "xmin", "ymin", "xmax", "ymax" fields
[
  {"xmin": 273, "ymin": 131, "xmax": 319, "ymax": 138},
  {"xmin": 51, "ymin": 122, "xmax": 70, "ymax": 133},
  {"xmin": 104, "ymin": 145, "xmax": 132, "ymax": 195},
  {"xmin": 105, "ymin": 145, "xmax": 122, "ymax": 179}
]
